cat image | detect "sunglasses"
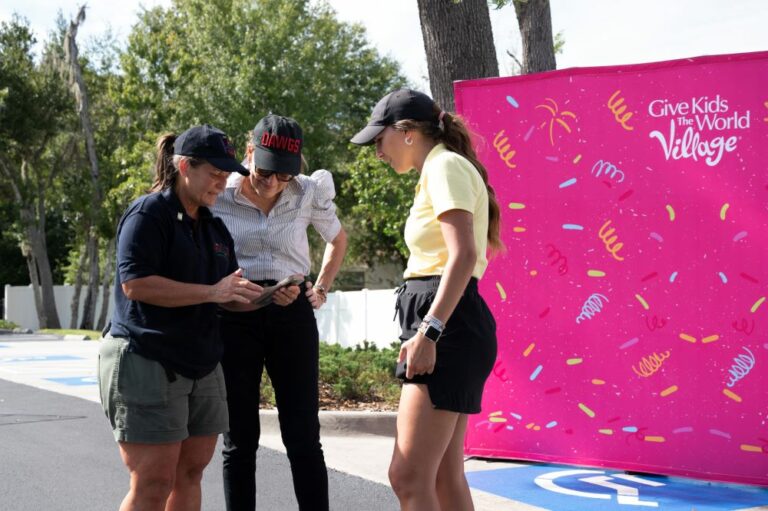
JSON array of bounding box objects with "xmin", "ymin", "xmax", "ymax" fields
[{"xmin": 254, "ymin": 168, "xmax": 294, "ymax": 182}]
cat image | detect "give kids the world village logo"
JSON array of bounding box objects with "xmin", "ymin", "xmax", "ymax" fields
[{"xmin": 647, "ymin": 95, "xmax": 750, "ymax": 167}]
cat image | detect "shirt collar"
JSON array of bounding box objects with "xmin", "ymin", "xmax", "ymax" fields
[{"xmin": 161, "ymin": 186, "xmax": 212, "ymax": 221}]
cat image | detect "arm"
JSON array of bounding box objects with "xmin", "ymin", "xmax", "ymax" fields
[
  {"xmin": 401, "ymin": 209, "xmax": 476, "ymax": 378},
  {"xmin": 122, "ymin": 268, "xmax": 263, "ymax": 308},
  {"xmin": 306, "ymin": 227, "xmax": 348, "ymax": 309}
]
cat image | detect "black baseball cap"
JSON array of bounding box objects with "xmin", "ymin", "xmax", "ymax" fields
[
  {"xmin": 174, "ymin": 124, "xmax": 248, "ymax": 176},
  {"xmin": 350, "ymin": 88, "xmax": 437, "ymax": 145},
  {"xmin": 251, "ymin": 115, "xmax": 303, "ymax": 175}
]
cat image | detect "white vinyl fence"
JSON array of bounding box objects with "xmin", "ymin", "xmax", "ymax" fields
[{"xmin": 3, "ymin": 284, "xmax": 401, "ymax": 349}]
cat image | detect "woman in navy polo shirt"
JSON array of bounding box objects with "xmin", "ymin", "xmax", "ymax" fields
[
  {"xmin": 213, "ymin": 115, "xmax": 347, "ymax": 511},
  {"xmin": 99, "ymin": 125, "xmax": 264, "ymax": 511}
]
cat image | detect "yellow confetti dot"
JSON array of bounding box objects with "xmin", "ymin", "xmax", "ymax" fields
[
  {"xmin": 591, "ymin": 379, "xmax": 606, "ymax": 385},
  {"xmin": 751, "ymin": 296, "xmax": 766, "ymax": 313},
  {"xmin": 489, "ymin": 417, "xmax": 507, "ymax": 423},
  {"xmin": 529, "ymin": 270, "xmax": 538, "ymax": 276},
  {"xmin": 508, "ymin": 202, "xmax": 526, "ymax": 210},
  {"xmin": 526, "ymin": 423, "xmax": 535, "ymax": 429},
  {"xmin": 644, "ymin": 436, "xmax": 665, "ymax": 443},
  {"xmin": 489, "ymin": 411, "xmax": 503, "ymax": 416},
  {"xmin": 566, "ymin": 358, "xmax": 583, "ymax": 365},
  {"xmin": 723, "ymin": 389, "xmax": 742, "ymax": 402},
  {"xmin": 701, "ymin": 335, "xmax": 719, "ymax": 344},
  {"xmin": 635, "ymin": 294, "xmax": 650, "ymax": 310},
  {"xmin": 665, "ymin": 204, "xmax": 675, "ymax": 221},
  {"xmin": 578, "ymin": 403, "xmax": 595, "ymax": 418},
  {"xmin": 587, "ymin": 270, "xmax": 605, "ymax": 277},
  {"xmin": 660, "ymin": 385, "xmax": 678, "ymax": 397},
  {"xmin": 513, "ymin": 226, "xmax": 527, "ymax": 233},
  {"xmin": 495, "ymin": 282, "xmax": 507, "ymax": 301},
  {"xmin": 598, "ymin": 429, "xmax": 613, "ymax": 435},
  {"xmin": 523, "ymin": 343, "xmax": 535, "ymax": 357},
  {"xmin": 720, "ymin": 203, "xmax": 730, "ymax": 221},
  {"xmin": 573, "ymin": 154, "xmax": 582, "ymax": 164},
  {"xmin": 679, "ymin": 333, "xmax": 697, "ymax": 343},
  {"xmin": 741, "ymin": 444, "xmax": 763, "ymax": 453},
  {"xmin": 533, "ymin": 425, "xmax": 541, "ymax": 431}
]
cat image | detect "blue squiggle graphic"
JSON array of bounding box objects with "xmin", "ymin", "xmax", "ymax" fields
[{"xmin": 576, "ymin": 293, "xmax": 609, "ymax": 324}]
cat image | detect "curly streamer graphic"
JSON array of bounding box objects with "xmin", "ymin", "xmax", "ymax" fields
[
  {"xmin": 591, "ymin": 160, "xmax": 626, "ymax": 183},
  {"xmin": 732, "ymin": 317, "xmax": 755, "ymax": 335},
  {"xmin": 725, "ymin": 347, "xmax": 756, "ymax": 388},
  {"xmin": 575, "ymin": 293, "xmax": 609, "ymax": 324},
  {"xmin": 607, "ymin": 90, "xmax": 635, "ymax": 131},
  {"xmin": 545, "ymin": 243, "xmax": 569, "ymax": 275},
  {"xmin": 645, "ymin": 315, "xmax": 668, "ymax": 331},
  {"xmin": 632, "ymin": 350, "xmax": 671, "ymax": 378},
  {"xmin": 598, "ymin": 220, "xmax": 626, "ymax": 261},
  {"xmin": 493, "ymin": 130, "xmax": 517, "ymax": 169}
]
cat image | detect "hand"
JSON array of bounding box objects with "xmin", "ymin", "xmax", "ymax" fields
[
  {"xmin": 273, "ymin": 284, "xmax": 300, "ymax": 306},
  {"xmin": 305, "ymin": 281, "xmax": 327, "ymax": 310},
  {"xmin": 210, "ymin": 269, "xmax": 263, "ymax": 304},
  {"xmin": 399, "ymin": 333, "xmax": 436, "ymax": 379}
]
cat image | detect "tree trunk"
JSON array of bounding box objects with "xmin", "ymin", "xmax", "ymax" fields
[
  {"xmin": 79, "ymin": 232, "xmax": 99, "ymax": 330},
  {"xmin": 65, "ymin": 6, "xmax": 103, "ymax": 331},
  {"xmin": 513, "ymin": 0, "xmax": 556, "ymax": 74},
  {"xmin": 69, "ymin": 245, "xmax": 87, "ymax": 329},
  {"xmin": 96, "ymin": 237, "xmax": 115, "ymax": 333},
  {"xmin": 20, "ymin": 207, "xmax": 61, "ymax": 329},
  {"xmin": 417, "ymin": 0, "xmax": 499, "ymax": 112}
]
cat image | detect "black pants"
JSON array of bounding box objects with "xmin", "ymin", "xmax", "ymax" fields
[{"xmin": 219, "ymin": 289, "xmax": 328, "ymax": 511}]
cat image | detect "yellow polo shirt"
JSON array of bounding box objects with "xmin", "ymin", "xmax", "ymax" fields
[{"xmin": 403, "ymin": 144, "xmax": 489, "ymax": 279}]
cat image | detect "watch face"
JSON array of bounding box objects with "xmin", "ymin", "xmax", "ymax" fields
[{"xmin": 424, "ymin": 325, "xmax": 441, "ymax": 342}]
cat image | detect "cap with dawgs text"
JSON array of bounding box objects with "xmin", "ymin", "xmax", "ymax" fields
[{"xmin": 251, "ymin": 115, "xmax": 303, "ymax": 175}]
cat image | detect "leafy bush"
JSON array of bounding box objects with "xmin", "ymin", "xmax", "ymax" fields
[
  {"xmin": 259, "ymin": 341, "xmax": 402, "ymax": 409},
  {"xmin": 0, "ymin": 319, "xmax": 19, "ymax": 330}
]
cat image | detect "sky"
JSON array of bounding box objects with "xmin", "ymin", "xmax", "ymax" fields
[{"xmin": 1, "ymin": 0, "xmax": 767, "ymax": 92}]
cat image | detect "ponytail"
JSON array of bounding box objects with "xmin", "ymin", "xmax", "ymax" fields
[
  {"xmin": 150, "ymin": 133, "xmax": 178, "ymax": 192},
  {"xmin": 393, "ymin": 109, "xmax": 505, "ymax": 255}
]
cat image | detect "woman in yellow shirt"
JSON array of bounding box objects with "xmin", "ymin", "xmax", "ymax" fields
[{"xmin": 352, "ymin": 89, "xmax": 502, "ymax": 511}]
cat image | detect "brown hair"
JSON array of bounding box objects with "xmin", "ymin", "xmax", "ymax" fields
[
  {"xmin": 393, "ymin": 107, "xmax": 504, "ymax": 254},
  {"xmin": 150, "ymin": 133, "xmax": 205, "ymax": 192}
]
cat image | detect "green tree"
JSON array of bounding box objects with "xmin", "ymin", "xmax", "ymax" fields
[{"xmin": 0, "ymin": 17, "xmax": 77, "ymax": 328}]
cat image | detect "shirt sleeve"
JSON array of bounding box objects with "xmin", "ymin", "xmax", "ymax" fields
[
  {"xmin": 309, "ymin": 169, "xmax": 342, "ymax": 242},
  {"xmin": 424, "ymin": 153, "xmax": 480, "ymax": 217},
  {"xmin": 116, "ymin": 210, "xmax": 167, "ymax": 283}
]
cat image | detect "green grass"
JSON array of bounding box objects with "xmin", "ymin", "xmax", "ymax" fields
[{"xmin": 39, "ymin": 328, "xmax": 103, "ymax": 340}]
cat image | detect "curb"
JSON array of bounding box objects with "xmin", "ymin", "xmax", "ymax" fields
[{"xmin": 259, "ymin": 409, "xmax": 397, "ymax": 438}]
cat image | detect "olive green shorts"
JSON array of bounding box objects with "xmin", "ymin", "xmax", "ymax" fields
[{"xmin": 97, "ymin": 336, "xmax": 229, "ymax": 444}]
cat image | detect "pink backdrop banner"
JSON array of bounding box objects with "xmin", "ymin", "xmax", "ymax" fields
[{"xmin": 456, "ymin": 51, "xmax": 768, "ymax": 486}]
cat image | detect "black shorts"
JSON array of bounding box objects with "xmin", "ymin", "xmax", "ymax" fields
[{"xmin": 396, "ymin": 276, "xmax": 497, "ymax": 414}]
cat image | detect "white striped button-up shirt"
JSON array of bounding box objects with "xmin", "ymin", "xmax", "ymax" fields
[{"xmin": 213, "ymin": 170, "xmax": 342, "ymax": 281}]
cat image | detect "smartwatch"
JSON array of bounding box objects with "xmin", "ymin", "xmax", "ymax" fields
[{"xmin": 418, "ymin": 319, "xmax": 443, "ymax": 342}]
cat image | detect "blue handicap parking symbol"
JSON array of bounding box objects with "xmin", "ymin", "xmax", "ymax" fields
[
  {"xmin": 0, "ymin": 355, "xmax": 84, "ymax": 363},
  {"xmin": 466, "ymin": 463, "xmax": 768, "ymax": 511},
  {"xmin": 45, "ymin": 376, "xmax": 97, "ymax": 386}
]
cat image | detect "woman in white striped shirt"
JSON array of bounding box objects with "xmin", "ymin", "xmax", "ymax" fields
[{"xmin": 212, "ymin": 114, "xmax": 347, "ymax": 511}]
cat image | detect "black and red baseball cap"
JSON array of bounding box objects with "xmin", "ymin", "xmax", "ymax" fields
[
  {"xmin": 351, "ymin": 88, "xmax": 437, "ymax": 145},
  {"xmin": 251, "ymin": 115, "xmax": 303, "ymax": 175},
  {"xmin": 174, "ymin": 124, "xmax": 248, "ymax": 176}
]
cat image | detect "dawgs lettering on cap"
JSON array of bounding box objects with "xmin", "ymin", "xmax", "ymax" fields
[{"xmin": 260, "ymin": 132, "xmax": 301, "ymax": 154}]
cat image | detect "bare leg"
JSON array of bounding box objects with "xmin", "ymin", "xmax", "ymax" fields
[
  {"xmin": 165, "ymin": 434, "xmax": 218, "ymax": 511},
  {"xmin": 436, "ymin": 414, "xmax": 473, "ymax": 510},
  {"xmin": 118, "ymin": 441, "xmax": 181, "ymax": 511},
  {"xmin": 388, "ymin": 384, "xmax": 461, "ymax": 511}
]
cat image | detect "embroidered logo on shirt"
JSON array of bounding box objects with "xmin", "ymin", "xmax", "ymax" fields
[{"xmin": 213, "ymin": 242, "xmax": 230, "ymax": 258}]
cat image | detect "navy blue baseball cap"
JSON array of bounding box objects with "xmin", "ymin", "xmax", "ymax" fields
[
  {"xmin": 174, "ymin": 124, "xmax": 248, "ymax": 176},
  {"xmin": 351, "ymin": 88, "xmax": 437, "ymax": 145}
]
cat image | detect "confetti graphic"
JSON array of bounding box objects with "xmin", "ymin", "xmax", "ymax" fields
[{"xmin": 460, "ymin": 51, "xmax": 768, "ymax": 487}]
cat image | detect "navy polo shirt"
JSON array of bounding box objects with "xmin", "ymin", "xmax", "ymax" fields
[{"xmin": 110, "ymin": 187, "xmax": 238, "ymax": 379}]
